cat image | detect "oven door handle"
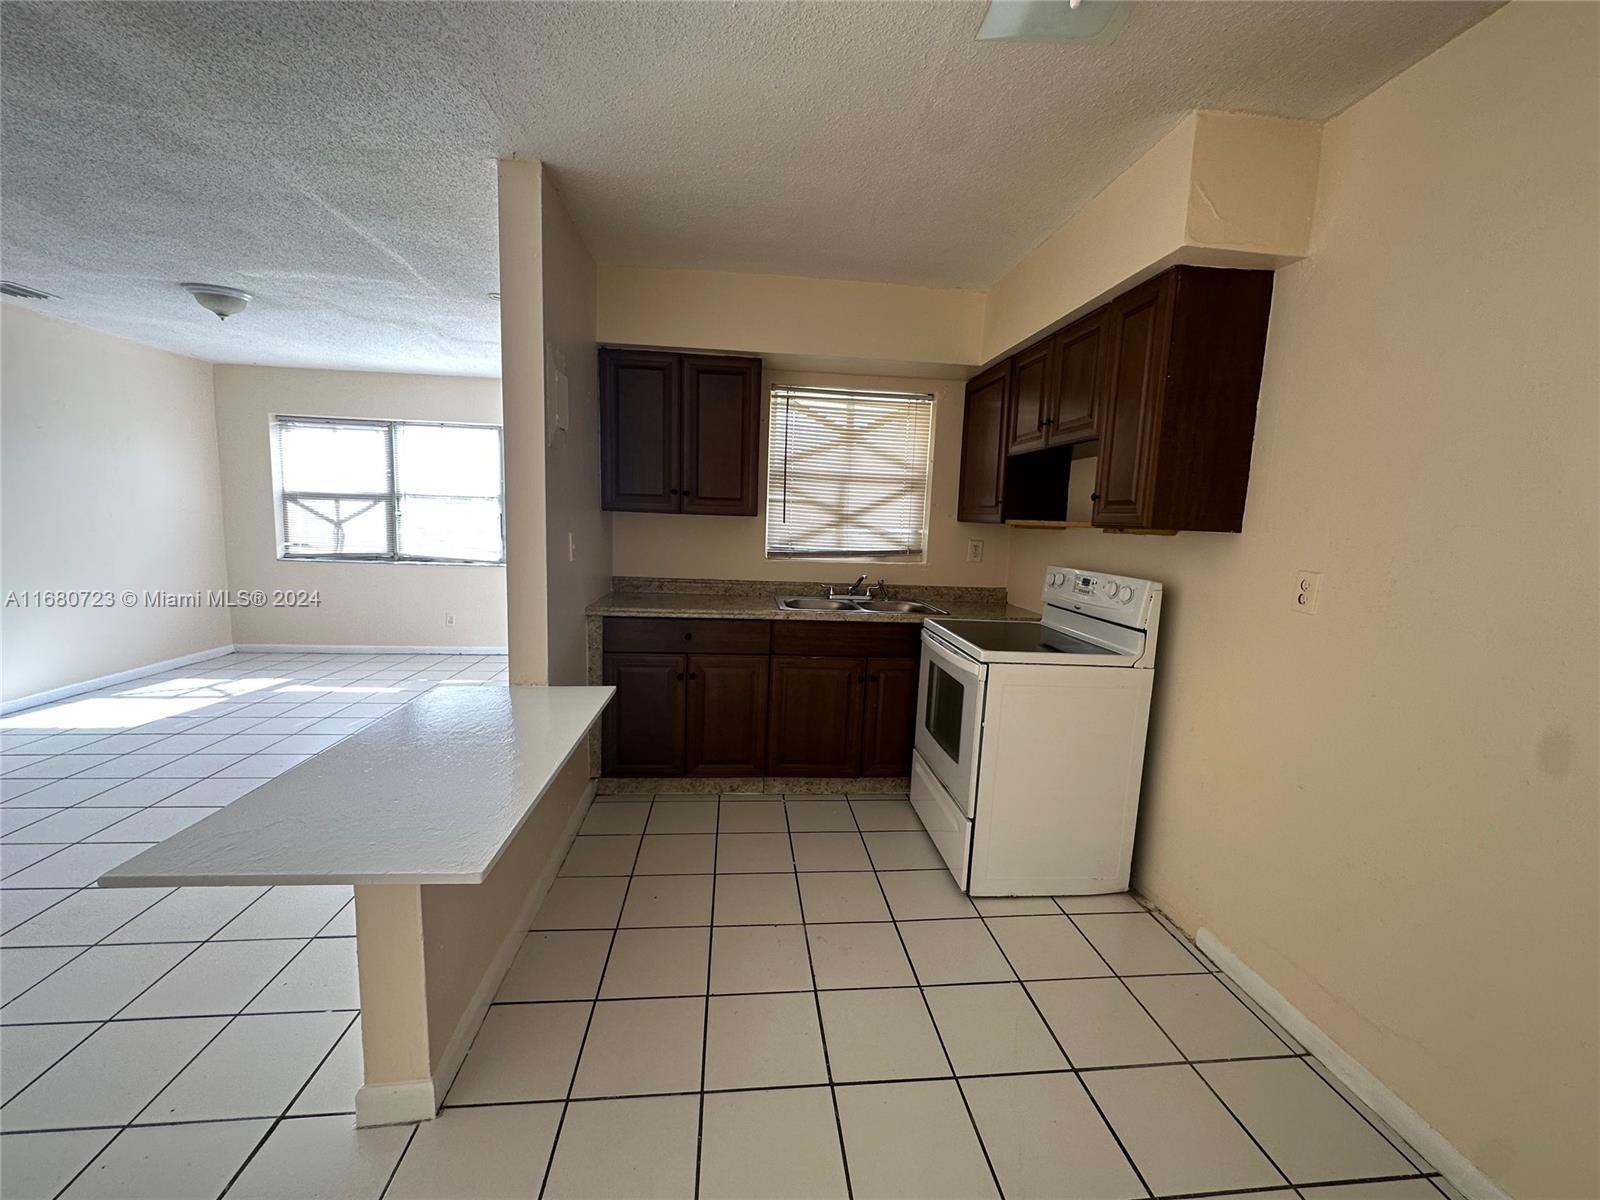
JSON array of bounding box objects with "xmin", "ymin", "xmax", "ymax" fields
[{"xmin": 921, "ymin": 628, "xmax": 986, "ymax": 684}]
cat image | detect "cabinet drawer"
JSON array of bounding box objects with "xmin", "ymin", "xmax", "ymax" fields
[
  {"xmin": 771, "ymin": 620, "xmax": 921, "ymax": 659},
  {"xmin": 603, "ymin": 617, "xmax": 772, "ymax": 655}
]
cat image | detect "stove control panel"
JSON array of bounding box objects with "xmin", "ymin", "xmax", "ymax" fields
[{"xmin": 1043, "ymin": 567, "xmax": 1161, "ymax": 627}]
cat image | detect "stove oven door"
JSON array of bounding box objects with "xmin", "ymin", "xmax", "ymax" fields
[{"xmin": 913, "ymin": 628, "xmax": 985, "ymax": 818}]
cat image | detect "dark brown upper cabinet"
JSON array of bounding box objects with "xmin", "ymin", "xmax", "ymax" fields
[
  {"xmin": 956, "ymin": 361, "xmax": 1010, "ymax": 523},
  {"xmin": 600, "ymin": 347, "xmax": 761, "ymax": 516},
  {"xmin": 1046, "ymin": 310, "xmax": 1107, "ymax": 445},
  {"xmin": 600, "ymin": 349, "xmax": 680, "ymax": 513},
  {"xmin": 1091, "ymin": 267, "xmax": 1273, "ymax": 532},
  {"xmin": 1006, "ymin": 340, "xmax": 1055, "ymax": 455},
  {"xmin": 681, "ymin": 355, "xmax": 761, "ymax": 515},
  {"xmin": 955, "ymin": 265, "xmax": 1273, "ymax": 533}
]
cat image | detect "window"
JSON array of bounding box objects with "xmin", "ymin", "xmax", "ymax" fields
[
  {"xmin": 273, "ymin": 416, "xmax": 505, "ymax": 564},
  {"xmin": 765, "ymin": 387, "xmax": 934, "ymax": 561}
]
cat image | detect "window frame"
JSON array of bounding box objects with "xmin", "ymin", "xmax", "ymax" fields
[
  {"xmin": 272, "ymin": 414, "xmax": 507, "ymax": 566},
  {"xmin": 763, "ymin": 385, "xmax": 936, "ymax": 564}
]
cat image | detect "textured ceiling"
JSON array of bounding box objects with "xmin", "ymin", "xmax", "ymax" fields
[{"xmin": 0, "ymin": 1, "xmax": 1498, "ymax": 375}]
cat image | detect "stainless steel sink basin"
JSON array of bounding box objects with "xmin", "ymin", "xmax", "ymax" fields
[
  {"xmin": 852, "ymin": 599, "xmax": 949, "ymax": 614},
  {"xmin": 776, "ymin": 597, "xmax": 862, "ymax": 611},
  {"xmin": 775, "ymin": 596, "xmax": 949, "ymax": 615}
]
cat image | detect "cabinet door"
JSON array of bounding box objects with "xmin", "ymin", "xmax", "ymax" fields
[
  {"xmin": 685, "ymin": 654, "xmax": 768, "ymax": 776},
  {"xmin": 681, "ymin": 355, "xmax": 761, "ymax": 516},
  {"xmin": 1047, "ymin": 311, "xmax": 1106, "ymax": 445},
  {"xmin": 602, "ymin": 653, "xmax": 687, "ymax": 775},
  {"xmin": 860, "ymin": 658, "xmax": 918, "ymax": 777},
  {"xmin": 600, "ymin": 349, "xmax": 681, "ymax": 513},
  {"xmin": 1093, "ymin": 277, "xmax": 1172, "ymax": 528},
  {"xmin": 1006, "ymin": 340, "xmax": 1054, "ymax": 456},
  {"xmin": 767, "ymin": 657, "xmax": 863, "ymax": 777},
  {"xmin": 956, "ymin": 363, "xmax": 1010, "ymax": 523}
]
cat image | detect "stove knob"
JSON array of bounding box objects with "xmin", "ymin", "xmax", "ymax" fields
[
  {"xmin": 1101, "ymin": 579, "xmax": 1118, "ymax": 598},
  {"xmin": 1119, "ymin": 584, "xmax": 1134, "ymax": 603}
]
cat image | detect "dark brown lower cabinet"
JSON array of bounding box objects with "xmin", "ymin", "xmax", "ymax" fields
[
  {"xmin": 602, "ymin": 653, "xmax": 686, "ymax": 776},
  {"xmin": 602, "ymin": 619, "xmax": 922, "ymax": 778},
  {"xmin": 686, "ymin": 654, "xmax": 768, "ymax": 776},
  {"xmin": 766, "ymin": 657, "xmax": 863, "ymax": 777},
  {"xmin": 860, "ymin": 658, "xmax": 918, "ymax": 777}
]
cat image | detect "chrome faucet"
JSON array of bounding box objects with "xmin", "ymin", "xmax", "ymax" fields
[
  {"xmin": 828, "ymin": 575, "xmax": 870, "ymax": 600},
  {"xmin": 867, "ymin": 578, "xmax": 889, "ymax": 600}
]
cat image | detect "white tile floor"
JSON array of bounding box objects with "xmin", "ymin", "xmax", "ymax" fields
[{"xmin": 0, "ymin": 653, "xmax": 1458, "ymax": 1199}]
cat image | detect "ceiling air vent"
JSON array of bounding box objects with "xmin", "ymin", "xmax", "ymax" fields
[{"xmin": 0, "ymin": 281, "xmax": 54, "ymax": 300}]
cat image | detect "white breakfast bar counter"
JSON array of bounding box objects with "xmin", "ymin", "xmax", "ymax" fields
[{"xmin": 100, "ymin": 683, "xmax": 614, "ymax": 1125}]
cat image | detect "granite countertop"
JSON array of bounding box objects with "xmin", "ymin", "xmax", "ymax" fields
[{"xmin": 587, "ymin": 590, "xmax": 1039, "ymax": 624}]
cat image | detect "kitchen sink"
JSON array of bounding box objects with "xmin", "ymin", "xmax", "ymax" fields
[
  {"xmin": 776, "ymin": 597, "xmax": 862, "ymax": 611},
  {"xmin": 775, "ymin": 596, "xmax": 948, "ymax": 615},
  {"xmin": 852, "ymin": 599, "xmax": 948, "ymax": 614}
]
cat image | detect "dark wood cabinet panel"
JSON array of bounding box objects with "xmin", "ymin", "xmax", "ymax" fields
[
  {"xmin": 1093, "ymin": 277, "xmax": 1170, "ymax": 528},
  {"xmin": 957, "ymin": 362, "xmax": 1010, "ymax": 523},
  {"xmin": 600, "ymin": 347, "xmax": 761, "ymax": 516},
  {"xmin": 767, "ymin": 656, "xmax": 864, "ymax": 777},
  {"xmin": 1047, "ymin": 311, "xmax": 1106, "ymax": 445},
  {"xmin": 771, "ymin": 620, "xmax": 920, "ymax": 659},
  {"xmin": 1090, "ymin": 267, "xmax": 1272, "ymax": 532},
  {"xmin": 1006, "ymin": 340, "xmax": 1054, "ymax": 456},
  {"xmin": 860, "ymin": 657, "xmax": 917, "ymax": 777},
  {"xmin": 600, "ymin": 349, "xmax": 681, "ymax": 513},
  {"xmin": 603, "ymin": 617, "xmax": 771, "ymax": 656},
  {"xmin": 602, "ymin": 653, "xmax": 687, "ymax": 776},
  {"xmin": 954, "ymin": 265, "xmax": 1271, "ymax": 533},
  {"xmin": 681, "ymin": 355, "xmax": 761, "ymax": 516},
  {"xmin": 686, "ymin": 655, "xmax": 768, "ymax": 776}
]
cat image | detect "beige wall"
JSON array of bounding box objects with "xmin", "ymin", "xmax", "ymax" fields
[
  {"xmin": 1007, "ymin": 6, "xmax": 1598, "ymax": 1196},
  {"xmin": 981, "ymin": 111, "xmax": 1321, "ymax": 364},
  {"xmin": 211, "ymin": 365, "xmax": 508, "ymax": 649},
  {"xmin": 598, "ymin": 265, "xmax": 985, "ymax": 372},
  {"xmin": 418, "ymin": 748, "xmax": 590, "ymax": 1071},
  {"xmin": 0, "ymin": 307, "xmax": 230, "ymax": 703},
  {"xmin": 611, "ymin": 368, "xmax": 1012, "ymax": 589},
  {"xmin": 498, "ymin": 159, "xmax": 551, "ymax": 684},
  {"xmin": 540, "ymin": 173, "xmax": 609, "ymax": 686}
]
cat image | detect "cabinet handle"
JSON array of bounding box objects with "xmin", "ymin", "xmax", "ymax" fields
[
  {"xmin": 675, "ymin": 672, "xmax": 685, "ymax": 680},
  {"xmin": 688, "ymin": 672, "xmax": 697, "ymax": 681},
  {"xmin": 1091, "ymin": 492, "xmax": 1101, "ymax": 502},
  {"xmin": 683, "ymin": 632, "xmax": 693, "ymax": 641}
]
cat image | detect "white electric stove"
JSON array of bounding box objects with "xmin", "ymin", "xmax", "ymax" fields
[{"xmin": 911, "ymin": 566, "xmax": 1163, "ymax": 895}]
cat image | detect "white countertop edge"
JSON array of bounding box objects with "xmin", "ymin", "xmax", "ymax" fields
[{"xmin": 97, "ymin": 684, "xmax": 613, "ymax": 890}]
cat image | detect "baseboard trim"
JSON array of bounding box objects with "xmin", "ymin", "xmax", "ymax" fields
[
  {"xmin": 234, "ymin": 643, "xmax": 507, "ymax": 655},
  {"xmin": 1, "ymin": 644, "xmax": 237, "ymax": 715},
  {"xmin": 1196, "ymin": 928, "xmax": 1509, "ymax": 1200},
  {"xmin": 423, "ymin": 779, "xmax": 599, "ymax": 1113},
  {"xmin": 354, "ymin": 1079, "xmax": 438, "ymax": 1128}
]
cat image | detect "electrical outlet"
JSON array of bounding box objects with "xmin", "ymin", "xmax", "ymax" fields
[
  {"xmin": 1293, "ymin": 571, "xmax": 1321, "ymax": 615},
  {"xmin": 445, "ymin": 612, "xmax": 456, "ymax": 627},
  {"xmin": 568, "ymin": 532, "xmax": 576, "ymax": 563},
  {"xmin": 966, "ymin": 538, "xmax": 984, "ymax": 563}
]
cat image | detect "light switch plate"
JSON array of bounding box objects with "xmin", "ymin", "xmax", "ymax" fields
[
  {"xmin": 1293, "ymin": 570, "xmax": 1322, "ymax": 614},
  {"xmin": 966, "ymin": 539, "xmax": 984, "ymax": 563}
]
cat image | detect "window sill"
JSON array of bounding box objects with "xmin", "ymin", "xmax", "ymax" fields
[{"xmin": 277, "ymin": 555, "xmax": 506, "ymax": 568}]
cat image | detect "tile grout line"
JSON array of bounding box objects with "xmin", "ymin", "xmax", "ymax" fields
[
  {"xmin": 782, "ymin": 792, "xmax": 855, "ymax": 1200},
  {"xmin": 534, "ymin": 793, "xmax": 655, "ymax": 1200},
  {"xmin": 850, "ymin": 804, "xmax": 1007, "ymax": 1200},
  {"xmin": 1062, "ymin": 908, "xmax": 1300, "ymax": 1195},
  {"xmin": 691, "ymin": 793, "xmax": 721, "ymax": 1200},
  {"xmin": 971, "ymin": 907, "xmax": 1157, "ymax": 1200}
]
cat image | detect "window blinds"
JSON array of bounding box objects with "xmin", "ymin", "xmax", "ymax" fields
[{"xmin": 765, "ymin": 387, "xmax": 934, "ymax": 560}]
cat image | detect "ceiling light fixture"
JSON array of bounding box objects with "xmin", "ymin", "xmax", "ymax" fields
[
  {"xmin": 977, "ymin": 0, "xmax": 1128, "ymax": 43},
  {"xmin": 181, "ymin": 282, "xmax": 252, "ymax": 321},
  {"xmin": 0, "ymin": 281, "xmax": 54, "ymax": 300}
]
